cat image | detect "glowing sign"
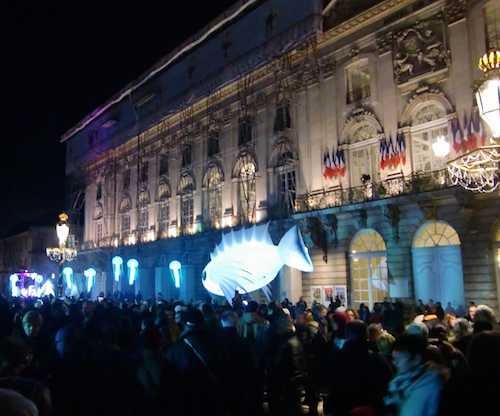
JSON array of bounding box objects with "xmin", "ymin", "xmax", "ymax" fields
[
  {"xmin": 112, "ymin": 256, "xmax": 123, "ymax": 282},
  {"xmin": 62, "ymin": 267, "xmax": 73, "ymax": 291},
  {"xmin": 9, "ymin": 274, "xmax": 19, "ymax": 297},
  {"xmin": 169, "ymin": 260, "xmax": 181, "ymax": 288},
  {"xmin": 127, "ymin": 259, "xmax": 139, "ymax": 285},
  {"xmin": 202, "ymin": 223, "xmax": 313, "ymax": 303},
  {"xmin": 84, "ymin": 268, "xmax": 97, "ymax": 293}
]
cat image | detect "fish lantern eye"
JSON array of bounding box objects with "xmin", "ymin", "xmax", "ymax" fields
[{"xmin": 202, "ymin": 271, "xmax": 207, "ymax": 282}]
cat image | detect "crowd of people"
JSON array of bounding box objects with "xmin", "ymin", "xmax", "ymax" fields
[{"xmin": 0, "ymin": 291, "xmax": 498, "ymax": 416}]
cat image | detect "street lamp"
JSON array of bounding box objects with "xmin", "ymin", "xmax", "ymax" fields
[
  {"xmin": 46, "ymin": 212, "xmax": 77, "ymax": 297},
  {"xmin": 447, "ymin": 50, "xmax": 500, "ymax": 193}
]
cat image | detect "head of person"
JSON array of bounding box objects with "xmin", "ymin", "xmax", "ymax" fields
[
  {"xmin": 22, "ymin": 311, "xmax": 43, "ymax": 338},
  {"xmin": 392, "ymin": 334, "xmax": 427, "ymax": 374},
  {"xmin": 452, "ymin": 318, "xmax": 472, "ymax": 339},
  {"xmin": 345, "ymin": 320, "xmax": 367, "ymax": 345},
  {"xmin": 468, "ymin": 304, "xmax": 477, "ymax": 320},
  {"xmin": 174, "ymin": 304, "xmax": 186, "ymax": 325},
  {"xmin": 473, "ymin": 304, "xmax": 496, "ymax": 331},
  {"xmin": 346, "ymin": 308, "xmax": 359, "ymax": 321},
  {"xmin": 367, "ymin": 323, "xmax": 383, "ymax": 343},
  {"xmin": 405, "ymin": 322, "xmax": 429, "ymax": 339}
]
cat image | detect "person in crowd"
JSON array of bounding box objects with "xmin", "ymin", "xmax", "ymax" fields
[
  {"xmin": 367, "ymin": 322, "xmax": 395, "ymax": 359},
  {"xmin": 240, "ymin": 301, "xmax": 269, "ymax": 343},
  {"xmin": 385, "ymin": 334, "xmax": 444, "ymax": 416},
  {"xmin": 450, "ymin": 317, "xmax": 473, "ymax": 356},
  {"xmin": 358, "ymin": 303, "xmax": 370, "ymax": 322},
  {"xmin": 466, "ymin": 303, "xmax": 476, "ymax": 322},
  {"xmin": 472, "ymin": 304, "xmax": 497, "ymax": 332},
  {"xmin": 0, "ymin": 388, "xmax": 39, "ymax": 416},
  {"xmin": 326, "ymin": 320, "xmax": 393, "ymax": 415},
  {"xmin": 345, "ymin": 308, "xmax": 359, "ymax": 321}
]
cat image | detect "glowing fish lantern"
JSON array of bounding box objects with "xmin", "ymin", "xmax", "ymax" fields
[
  {"xmin": 202, "ymin": 223, "xmax": 313, "ymax": 303},
  {"xmin": 127, "ymin": 259, "xmax": 139, "ymax": 285},
  {"xmin": 84, "ymin": 268, "xmax": 96, "ymax": 293},
  {"xmin": 112, "ymin": 256, "xmax": 123, "ymax": 282}
]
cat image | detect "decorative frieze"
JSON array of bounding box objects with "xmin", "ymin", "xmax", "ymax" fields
[
  {"xmin": 392, "ymin": 15, "xmax": 450, "ymax": 85},
  {"xmin": 445, "ymin": 0, "xmax": 467, "ymax": 25}
]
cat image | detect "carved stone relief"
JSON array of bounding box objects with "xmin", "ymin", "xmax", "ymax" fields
[{"xmin": 393, "ymin": 16, "xmax": 449, "ymax": 85}]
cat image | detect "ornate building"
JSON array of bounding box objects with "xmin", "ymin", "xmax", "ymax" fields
[{"xmin": 63, "ymin": 0, "xmax": 500, "ymax": 311}]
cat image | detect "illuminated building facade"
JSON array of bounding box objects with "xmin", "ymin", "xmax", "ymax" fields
[{"xmin": 64, "ymin": 0, "xmax": 500, "ymax": 311}]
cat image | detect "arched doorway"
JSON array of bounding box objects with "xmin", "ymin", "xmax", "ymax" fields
[
  {"xmin": 412, "ymin": 221, "xmax": 464, "ymax": 309},
  {"xmin": 350, "ymin": 229, "xmax": 388, "ymax": 309}
]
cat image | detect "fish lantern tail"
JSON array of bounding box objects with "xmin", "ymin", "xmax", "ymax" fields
[{"xmin": 278, "ymin": 226, "xmax": 314, "ymax": 272}]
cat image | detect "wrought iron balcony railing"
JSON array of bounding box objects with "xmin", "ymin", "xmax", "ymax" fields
[{"xmin": 295, "ymin": 169, "xmax": 451, "ymax": 213}]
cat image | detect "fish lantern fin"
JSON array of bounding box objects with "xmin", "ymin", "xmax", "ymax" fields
[
  {"xmin": 261, "ymin": 284, "xmax": 272, "ymax": 302},
  {"xmin": 278, "ymin": 226, "xmax": 314, "ymax": 272},
  {"xmin": 219, "ymin": 276, "xmax": 237, "ymax": 305}
]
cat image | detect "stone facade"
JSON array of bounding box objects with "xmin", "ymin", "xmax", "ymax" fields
[{"xmin": 63, "ymin": 0, "xmax": 500, "ymax": 311}]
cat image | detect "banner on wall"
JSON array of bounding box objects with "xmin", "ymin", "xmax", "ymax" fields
[{"xmin": 334, "ymin": 285, "xmax": 347, "ymax": 306}]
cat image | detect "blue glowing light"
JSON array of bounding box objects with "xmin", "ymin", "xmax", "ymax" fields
[
  {"xmin": 62, "ymin": 267, "xmax": 73, "ymax": 290},
  {"xmin": 202, "ymin": 223, "xmax": 313, "ymax": 304},
  {"xmin": 9, "ymin": 274, "xmax": 19, "ymax": 297},
  {"xmin": 169, "ymin": 260, "xmax": 182, "ymax": 289},
  {"xmin": 84, "ymin": 268, "xmax": 97, "ymax": 293},
  {"xmin": 112, "ymin": 256, "xmax": 123, "ymax": 282},
  {"xmin": 127, "ymin": 259, "xmax": 139, "ymax": 285}
]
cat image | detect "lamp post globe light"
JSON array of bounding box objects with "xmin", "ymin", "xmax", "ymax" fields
[
  {"xmin": 447, "ymin": 50, "xmax": 500, "ymax": 193},
  {"xmin": 46, "ymin": 212, "xmax": 77, "ymax": 297}
]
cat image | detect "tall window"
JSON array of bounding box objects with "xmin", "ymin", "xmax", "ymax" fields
[
  {"xmin": 159, "ymin": 154, "xmax": 169, "ymax": 177},
  {"xmin": 138, "ymin": 208, "xmax": 148, "ymax": 231},
  {"xmin": 179, "ymin": 174, "xmax": 195, "ymax": 234},
  {"xmin": 278, "ymin": 170, "xmax": 296, "ymax": 213},
  {"xmin": 207, "ymin": 134, "xmax": 220, "ymax": 158},
  {"xmin": 350, "ymin": 229, "xmax": 388, "ymax": 309},
  {"xmin": 485, "ymin": 1, "xmax": 500, "ymax": 50},
  {"xmin": 350, "ymin": 145, "xmax": 380, "ymax": 187},
  {"xmin": 203, "ymin": 166, "xmax": 223, "ymax": 228},
  {"xmin": 140, "ymin": 161, "xmax": 149, "ymax": 183},
  {"xmin": 182, "ymin": 145, "xmax": 192, "ymax": 168},
  {"xmin": 123, "ymin": 170, "xmax": 130, "ymax": 191},
  {"xmin": 96, "ymin": 223, "xmax": 103, "ymax": 242},
  {"xmin": 346, "ymin": 60, "xmax": 371, "ymax": 104},
  {"xmin": 238, "ymin": 162, "xmax": 256, "ymax": 224},
  {"xmin": 238, "ymin": 117, "xmax": 253, "ymax": 146},
  {"xmin": 121, "ymin": 215, "xmax": 130, "ymax": 234},
  {"xmin": 274, "ymin": 102, "xmax": 291, "ymax": 133},
  {"xmin": 410, "ymin": 103, "xmax": 449, "ymax": 174},
  {"xmin": 158, "ymin": 202, "xmax": 169, "ymax": 233},
  {"xmin": 96, "ymin": 183, "xmax": 102, "ymax": 200}
]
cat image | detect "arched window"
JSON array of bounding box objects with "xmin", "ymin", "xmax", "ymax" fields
[
  {"xmin": 350, "ymin": 229, "xmax": 388, "ymax": 308},
  {"xmin": 409, "ymin": 101, "xmax": 450, "ymax": 174},
  {"xmin": 412, "ymin": 221, "xmax": 464, "ymax": 309},
  {"xmin": 203, "ymin": 163, "xmax": 224, "ymax": 228},
  {"xmin": 343, "ymin": 111, "xmax": 383, "ymax": 188},
  {"xmin": 271, "ymin": 138, "xmax": 296, "ymax": 214},
  {"xmin": 233, "ymin": 152, "xmax": 257, "ymax": 224},
  {"xmin": 178, "ymin": 173, "xmax": 195, "ymax": 234}
]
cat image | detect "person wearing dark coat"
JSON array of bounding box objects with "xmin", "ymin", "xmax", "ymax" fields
[
  {"xmin": 162, "ymin": 308, "xmax": 224, "ymax": 416},
  {"xmin": 325, "ymin": 320, "xmax": 393, "ymax": 416},
  {"xmin": 216, "ymin": 310, "xmax": 261, "ymax": 416},
  {"xmin": 265, "ymin": 311, "xmax": 310, "ymax": 416}
]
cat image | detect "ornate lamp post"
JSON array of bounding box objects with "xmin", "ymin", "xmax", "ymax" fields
[
  {"xmin": 46, "ymin": 212, "xmax": 77, "ymax": 297},
  {"xmin": 447, "ymin": 50, "xmax": 500, "ymax": 192}
]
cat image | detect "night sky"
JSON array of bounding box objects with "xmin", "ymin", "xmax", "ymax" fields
[{"xmin": 2, "ymin": 0, "xmax": 237, "ymax": 237}]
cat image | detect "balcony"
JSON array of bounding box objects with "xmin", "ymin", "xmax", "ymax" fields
[{"xmin": 295, "ymin": 169, "xmax": 451, "ymax": 213}]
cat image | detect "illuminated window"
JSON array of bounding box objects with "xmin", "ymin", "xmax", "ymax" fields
[
  {"xmin": 238, "ymin": 162, "xmax": 256, "ymax": 224},
  {"xmin": 178, "ymin": 173, "xmax": 195, "ymax": 233},
  {"xmin": 207, "ymin": 133, "xmax": 220, "ymax": 158},
  {"xmin": 413, "ymin": 221, "xmax": 460, "ymax": 247},
  {"xmin": 412, "ymin": 126, "xmax": 449, "ymax": 173},
  {"xmin": 158, "ymin": 203, "xmax": 169, "ymax": 233},
  {"xmin": 203, "ymin": 165, "xmax": 223, "ymax": 228},
  {"xmin": 138, "ymin": 208, "xmax": 148, "ymax": 231},
  {"xmin": 346, "ymin": 60, "xmax": 371, "ymax": 104},
  {"xmin": 279, "ymin": 170, "xmax": 296, "ymax": 213},
  {"xmin": 96, "ymin": 223, "xmax": 103, "ymax": 242},
  {"xmin": 350, "ymin": 229, "xmax": 388, "ymax": 309}
]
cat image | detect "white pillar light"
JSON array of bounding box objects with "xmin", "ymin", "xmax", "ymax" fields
[{"xmin": 432, "ymin": 135, "xmax": 451, "ymax": 158}]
